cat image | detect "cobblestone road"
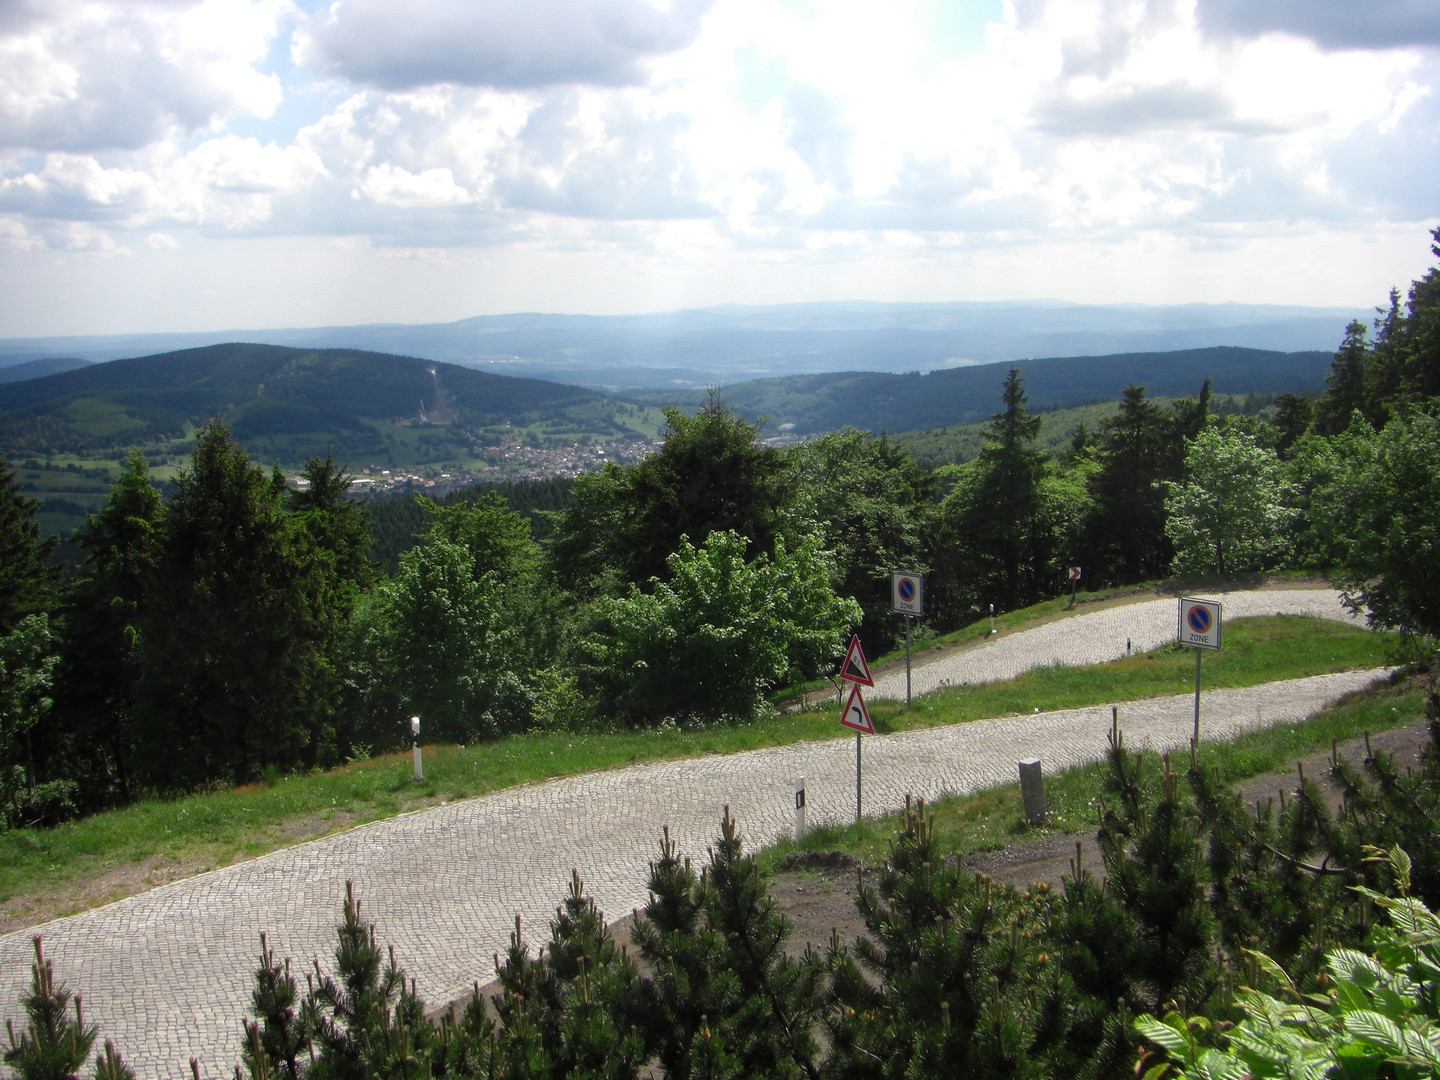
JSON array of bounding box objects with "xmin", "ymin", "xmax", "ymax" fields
[
  {"xmin": 870, "ymin": 587, "xmax": 1359, "ymax": 700},
  {"xmin": 0, "ymin": 590, "xmax": 1380, "ymax": 1077}
]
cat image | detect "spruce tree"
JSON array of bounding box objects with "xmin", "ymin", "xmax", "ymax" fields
[
  {"xmin": 49, "ymin": 450, "xmax": 164, "ymax": 808},
  {"xmin": 1095, "ymin": 730, "xmax": 1219, "ymax": 1015},
  {"xmin": 629, "ymin": 825, "xmax": 744, "ymax": 1080},
  {"xmin": 704, "ymin": 808, "xmax": 826, "ymax": 1079},
  {"xmin": 133, "ymin": 422, "xmax": 334, "ymax": 787}
]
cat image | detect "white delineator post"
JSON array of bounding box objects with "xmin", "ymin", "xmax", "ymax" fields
[
  {"xmin": 795, "ymin": 776, "xmax": 806, "ymax": 841},
  {"xmin": 410, "ymin": 715, "xmax": 422, "ymax": 782}
]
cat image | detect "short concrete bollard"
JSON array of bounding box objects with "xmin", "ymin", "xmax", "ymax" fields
[{"xmin": 1018, "ymin": 758, "xmax": 1046, "ymax": 827}]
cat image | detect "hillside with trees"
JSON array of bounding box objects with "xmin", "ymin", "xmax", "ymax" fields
[
  {"xmin": 2, "ymin": 228, "xmax": 1438, "ymax": 816},
  {"xmin": 0, "ymin": 343, "xmax": 660, "ymax": 461}
]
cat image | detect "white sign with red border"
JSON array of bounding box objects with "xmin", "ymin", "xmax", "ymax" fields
[
  {"xmin": 1178, "ymin": 597, "xmax": 1222, "ymax": 651},
  {"xmin": 838, "ymin": 635, "xmax": 874, "ymax": 686},
  {"xmin": 840, "ymin": 683, "xmax": 875, "ymax": 734}
]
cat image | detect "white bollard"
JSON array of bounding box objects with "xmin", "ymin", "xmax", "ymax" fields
[
  {"xmin": 410, "ymin": 715, "xmax": 423, "ymax": 782},
  {"xmin": 795, "ymin": 776, "xmax": 806, "ymax": 841}
]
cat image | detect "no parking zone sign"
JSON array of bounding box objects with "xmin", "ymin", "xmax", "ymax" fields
[
  {"xmin": 1178, "ymin": 597, "xmax": 1222, "ymax": 651},
  {"xmin": 892, "ymin": 572, "xmax": 923, "ymax": 616}
]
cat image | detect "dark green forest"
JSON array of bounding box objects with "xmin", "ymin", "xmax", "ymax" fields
[{"xmin": 2, "ymin": 229, "xmax": 1440, "ymax": 1079}]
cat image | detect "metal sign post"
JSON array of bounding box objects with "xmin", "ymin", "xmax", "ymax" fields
[
  {"xmin": 891, "ymin": 572, "xmax": 923, "ymax": 709},
  {"xmin": 838, "ymin": 638, "xmax": 873, "ymax": 822},
  {"xmin": 1177, "ymin": 598, "xmax": 1222, "ymax": 744},
  {"xmin": 853, "ymin": 732, "xmax": 862, "ymax": 822},
  {"xmin": 904, "ymin": 615, "xmax": 913, "ymax": 708}
]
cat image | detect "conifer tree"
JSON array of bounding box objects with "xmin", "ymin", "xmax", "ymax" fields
[
  {"xmin": 242, "ymin": 934, "xmax": 305, "ymax": 1080},
  {"xmin": 133, "ymin": 422, "xmax": 335, "ymax": 787},
  {"xmin": 301, "ymin": 882, "xmax": 434, "ymax": 1080},
  {"xmin": 485, "ymin": 871, "xmax": 647, "ymax": 1079},
  {"xmin": 835, "ymin": 796, "xmax": 1051, "ymax": 1079},
  {"xmin": 629, "ymin": 825, "xmax": 744, "ymax": 1080},
  {"xmin": 3, "ymin": 937, "xmax": 98, "ymax": 1080},
  {"xmin": 1095, "ymin": 730, "xmax": 1219, "ymax": 1015},
  {"xmin": 704, "ymin": 807, "xmax": 826, "ymax": 1079},
  {"xmin": 48, "ymin": 451, "xmax": 164, "ymax": 808},
  {"xmin": 0, "ymin": 453, "xmax": 58, "ymax": 639}
]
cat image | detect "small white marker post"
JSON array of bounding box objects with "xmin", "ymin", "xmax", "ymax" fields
[
  {"xmin": 989, "ymin": 603, "xmax": 995, "ymax": 635},
  {"xmin": 795, "ymin": 776, "xmax": 806, "ymax": 841},
  {"xmin": 410, "ymin": 715, "xmax": 422, "ymax": 782}
]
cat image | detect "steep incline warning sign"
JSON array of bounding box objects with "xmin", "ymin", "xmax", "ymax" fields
[{"xmin": 838, "ymin": 636, "xmax": 874, "ymax": 686}]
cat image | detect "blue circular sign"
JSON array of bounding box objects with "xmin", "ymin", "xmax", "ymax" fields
[
  {"xmin": 898, "ymin": 578, "xmax": 916, "ymax": 603},
  {"xmin": 1186, "ymin": 605, "xmax": 1212, "ymax": 634}
]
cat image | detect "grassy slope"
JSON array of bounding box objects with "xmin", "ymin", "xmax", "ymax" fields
[{"xmin": 0, "ymin": 602, "xmax": 1402, "ymax": 926}]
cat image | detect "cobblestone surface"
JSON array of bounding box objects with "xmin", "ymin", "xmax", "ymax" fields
[{"xmin": 0, "ymin": 591, "xmax": 1379, "ymax": 1077}]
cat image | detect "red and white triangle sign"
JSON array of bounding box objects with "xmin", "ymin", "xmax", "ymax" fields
[
  {"xmin": 838, "ymin": 635, "xmax": 874, "ymax": 687},
  {"xmin": 840, "ymin": 683, "xmax": 875, "ymax": 734}
]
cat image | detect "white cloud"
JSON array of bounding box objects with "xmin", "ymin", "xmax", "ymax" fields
[
  {"xmin": 0, "ymin": 0, "xmax": 287, "ymax": 153},
  {"xmin": 357, "ymin": 163, "xmax": 469, "ymax": 207},
  {"xmin": 293, "ymin": 0, "xmax": 715, "ymax": 91}
]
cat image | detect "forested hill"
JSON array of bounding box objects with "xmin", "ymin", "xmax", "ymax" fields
[
  {"xmin": 695, "ymin": 346, "xmax": 1332, "ymax": 435},
  {"xmin": 0, "ymin": 342, "xmax": 630, "ymax": 459}
]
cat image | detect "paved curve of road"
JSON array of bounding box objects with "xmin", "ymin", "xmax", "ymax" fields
[{"xmin": 0, "ymin": 589, "xmax": 1381, "ymax": 1077}]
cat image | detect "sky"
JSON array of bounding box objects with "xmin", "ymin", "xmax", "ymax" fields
[{"xmin": 0, "ymin": 0, "xmax": 1437, "ymax": 337}]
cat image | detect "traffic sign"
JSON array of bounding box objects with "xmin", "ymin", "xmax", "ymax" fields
[
  {"xmin": 892, "ymin": 572, "xmax": 923, "ymax": 616},
  {"xmin": 840, "ymin": 683, "xmax": 875, "ymax": 734},
  {"xmin": 1178, "ymin": 597, "xmax": 1222, "ymax": 651},
  {"xmin": 838, "ymin": 635, "xmax": 874, "ymax": 686},
  {"xmin": 1067, "ymin": 566, "xmax": 1081, "ymax": 581}
]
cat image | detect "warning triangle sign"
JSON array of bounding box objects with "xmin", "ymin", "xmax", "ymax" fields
[
  {"xmin": 840, "ymin": 683, "xmax": 875, "ymax": 734},
  {"xmin": 838, "ymin": 635, "xmax": 874, "ymax": 686}
]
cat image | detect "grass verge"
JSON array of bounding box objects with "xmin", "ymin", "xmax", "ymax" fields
[{"xmin": 0, "ymin": 613, "xmax": 1399, "ymax": 922}]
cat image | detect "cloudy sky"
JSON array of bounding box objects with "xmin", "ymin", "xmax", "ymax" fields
[{"xmin": 0, "ymin": 0, "xmax": 1437, "ymax": 337}]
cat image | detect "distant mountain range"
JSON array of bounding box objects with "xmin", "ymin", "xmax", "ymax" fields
[
  {"xmin": 675, "ymin": 345, "xmax": 1334, "ymax": 435},
  {"xmin": 0, "ymin": 300, "xmax": 1361, "ymax": 391}
]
